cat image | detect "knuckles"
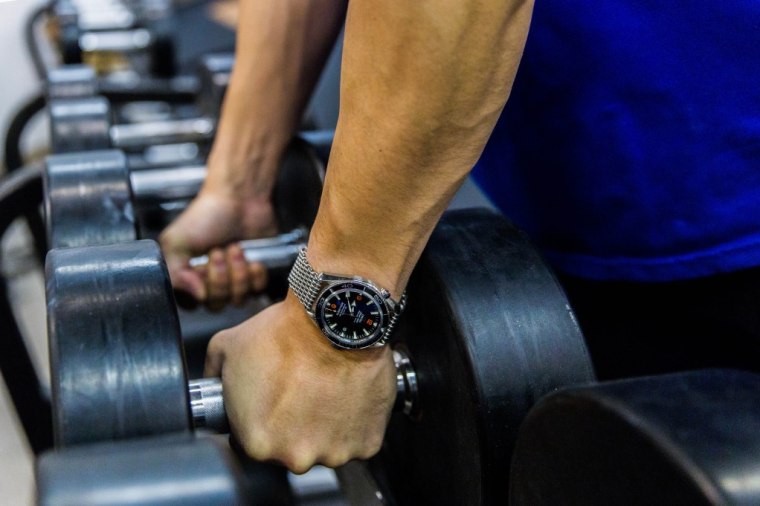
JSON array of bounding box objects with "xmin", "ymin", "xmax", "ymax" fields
[{"xmin": 237, "ymin": 428, "xmax": 387, "ymax": 473}]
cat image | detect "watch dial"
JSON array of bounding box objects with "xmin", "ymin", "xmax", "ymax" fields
[{"xmin": 316, "ymin": 282, "xmax": 388, "ymax": 349}]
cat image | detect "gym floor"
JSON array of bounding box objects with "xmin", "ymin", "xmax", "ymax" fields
[{"xmin": 0, "ymin": 2, "xmax": 495, "ymax": 504}]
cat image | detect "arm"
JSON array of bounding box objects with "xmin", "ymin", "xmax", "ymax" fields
[
  {"xmin": 312, "ymin": 0, "xmax": 532, "ymax": 298},
  {"xmin": 160, "ymin": 0, "xmax": 347, "ymax": 303},
  {"xmin": 205, "ymin": 0, "xmax": 534, "ymax": 472}
]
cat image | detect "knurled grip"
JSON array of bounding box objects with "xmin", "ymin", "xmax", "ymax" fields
[{"xmin": 189, "ymin": 378, "xmax": 228, "ymax": 433}]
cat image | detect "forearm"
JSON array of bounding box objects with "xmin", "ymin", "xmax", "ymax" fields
[
  {"xmin": 205, "ymin": 0, "xmax": 347, "ymax": 202},
  {"xmin": 309, "ymin": 0, "xmax": 534, "ymax": 297}
]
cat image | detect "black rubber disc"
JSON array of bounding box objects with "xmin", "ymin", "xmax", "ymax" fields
[
  {"xmin": 266, "ymin": 135, "xmax": 327, "ymax": 298},
  {"xmin": 374, "ymin": 208, "xmax": 596, "ymax": 505},
  {"xmin": 274, "ymin": 135, "xmax": 326, "ymax": 233},
  {"xmin": 44, "ymin": 149, "xmax": 138, "ymax": 249},
  {"xmin": 511, "ymin": 369, "xmax": 760, "ymax": 506},
  {"xmin": 37, "ymin": 434, "xmax": 246, "ymax": 506},
  {"xmin": 49, "ymin": 96, "xmax": 111, "ymax": 153},
  {"xmin": 47, "ymin": 239, "xmax": 191, "ymax": 446}
]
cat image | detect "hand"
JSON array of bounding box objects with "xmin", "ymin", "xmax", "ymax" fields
[
  {"xmin": 204, "ymin": 293, "xmax": 397, "ymax": 473},
  {"xmin": 159, "ymin": 190, "xmax": 278, "ymax": 306}
]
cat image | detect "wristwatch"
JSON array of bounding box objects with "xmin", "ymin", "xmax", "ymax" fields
[{"xmin": 288, "ymin": 247, "xmax": 407, "ymax": 350}]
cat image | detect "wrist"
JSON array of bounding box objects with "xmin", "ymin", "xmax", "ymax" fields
[
  {"xmin": 201, "ymin": 147, "xmax": 282, "ymax": 204},
  {"xmin": 305, "ymin": 205, "xmax": 413, "ymax": 301}
]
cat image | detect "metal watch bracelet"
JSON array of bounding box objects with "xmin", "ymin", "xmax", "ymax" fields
[{"xmin": 287, "ymin": 247, "xmax": 406, "ymax": 346}]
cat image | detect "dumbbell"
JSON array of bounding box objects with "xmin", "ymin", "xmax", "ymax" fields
[
  {"xmin": 44, "ymin": 131, "xmax": 322, "ymax": 247},
  {"xmin": 48, "ymin": 54, "xmax": 232, "ymax": 153},
  {"xmin": 45, "ymin": 208, "xmax": 595, "ymax": 505},
  {"xmin": 46, "ymin": 63, "xmax": 199, "ymax": 104},
  {"xmin": 52, "ymin": 0, "xmax": 176, "ymax": 76},
  {"xmin": 44, "ymin": 135, "xmax": 325, "ymax": 303},
  {"xmin": 46, "ymin": 238, "xmax": 413, "ymax": 441},
  {"xmin": 52, "ymin": 0, "xmax": 171, "ymax": 33},
  {"xmin": 47, "ymin": 53, "xmax": 231, "ymax": 107},
  {"xmin": 37, "ymin": 434, "xmax": 251, "ymax": 506},
  {"xmin": 52, "ymin": 0, "xmax": 137, "ymax": 34},
  {"xmin": 510, "ymin": 368, "xmax": 760, "ymax": 506},
  {"xmin": 49, "ymin": 95, "xmax": 213, "ymax": 153},
  {"xmin": 42, "ymin": 133, "xmax": 323, "ymax": 240}
]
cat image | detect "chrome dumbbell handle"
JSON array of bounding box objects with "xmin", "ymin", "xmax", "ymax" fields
[
  {"xmin": 189, "ymin": 378, "xmax": 228, "ymax": 433},
  {"xmin": 79, "ymin": 28, "xmax": 153, "ymax": 53},
  {"xmin": 110, "ymin": 117, "xmax": 216, "ymax": 148},
  {"xmin": 129, "ymin": 164, "xmax": 207, "ymax": 202},
  {"xmin": 188, "ymin": 229, "xmax": 308, "ymax": 270}
]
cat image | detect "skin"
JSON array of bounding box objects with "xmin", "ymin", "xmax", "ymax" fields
[{"xmin": 159, "ymin": 0, "xmax": 533, "ymax": 473}]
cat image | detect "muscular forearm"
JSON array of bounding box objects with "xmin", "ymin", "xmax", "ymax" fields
[
  {"xmin": 199, "ymin": 0, "xmax": 535, "ymax": 471},
  {"xmin": 309, "ymin": 0, "xmax": 534, "ymax": 297},
  {"xmin": 205, "ymin": 0, "xmax": 347, "ymax": 202}
]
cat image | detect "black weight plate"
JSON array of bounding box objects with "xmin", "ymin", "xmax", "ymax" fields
[
  {"xmin": 375, "ymin": 208, "xmax": 596, "ymax": 505},
  {"xmin": 37, "ymin": 434, "xmax": 247, "ymax": 506},
  {"xmin": 35, "ymin": 434, "xmax": 246, "ymax": 506},
  {"xmin": 44, "ymin": 150, "xmax": 138, "ymax": 249},
  {"xmin": 267, "ymin": 135, "xmax": 328, "ymax": 298},
  {"xmin": 274, "ymin": 135, "xmax": 327, "ymax": 233},
  {"xmin": 49, "ymin": 96, "xmax": 111, "ymax": 153},
  {"xmin": 197, "ymin": 53, "xmax": 233, "ymax": 118},
  {"xmin": 511, "ymin": 369, "xmax": 760, "ymax": 506},
  {"xmin": 171, "ymin": 1, "xmax": 236, "ymax": 74},
  {"xmin": 47, "ymin": 240, "xmax": 191, "ymax": 446},
  {"xmin": 148, "ymin": 23, "xmax": 178, "ymax": 78}
]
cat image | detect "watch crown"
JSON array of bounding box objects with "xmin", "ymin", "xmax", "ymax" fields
[{"xmin": 381, "ymin": 288, "xmax": 391, "ymax": 298}]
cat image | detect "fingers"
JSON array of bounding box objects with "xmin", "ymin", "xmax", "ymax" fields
[
  {"xmin": 159, "ymin": 223, "xmax": 208, "ymax": 303},
  {"xmin": 206, "ymin": 248, "xmax": 231, "ymax": 306},
  {"xmin": 198, "ymin": 244, "xmax": 269, "ymax": 309},
  {"xmin": 228, "ymin": 245, "xmax": 250, "ymax": 305},
  {"xmin": 248, "ymin": 261, "xmax": 268, "ymax": 293},
  {"xmin": 211, "ymin": 303, "xmax": 397, "ymax": 475}
]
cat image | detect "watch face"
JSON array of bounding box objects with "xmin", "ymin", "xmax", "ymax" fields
[{"xmin": 315, "ymin": 282, "xmax": 389, "ymax": 349}]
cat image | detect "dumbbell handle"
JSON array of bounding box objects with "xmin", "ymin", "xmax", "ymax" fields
[
  {"xmin": 189, "ymin": 348, "xmax": 418, "ymax": 433},
  {"xmin": 188, "ymin": 228, "xmax": 308, "ymax": 270},
  {"xmin": 79, "ymin": 29, "xmax": 154, "ymax": 53},
  {"xmin": 111, "ymin": 117, "xmax": 216, "ymax": 148},
  {"xmin": 129, "ymin": 164, "xmax": 207, "ymax": 202}
]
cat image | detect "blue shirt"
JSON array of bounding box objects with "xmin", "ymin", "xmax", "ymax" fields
[{"xmin": 472, "ymin": 1, "xmax": 760, "ymax": 281}]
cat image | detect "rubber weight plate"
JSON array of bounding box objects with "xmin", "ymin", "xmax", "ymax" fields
[
  {"xmin": 44, "ymin": 149, "xmax": 137, "ymax": 249},
  {"xmin": 44, "ymin": 134, "xmax": 326, "ymax": 250},
  {"xmin": 47, "ymin": 240, "xmax": 191, "ymax": 446},
  {"xmin": 373, "ymin": 208, "xmax": 596, "ymax": 505},
  {"xmin": 273, "ymin": 135, "xmax": 326, "ymax": 233},
  {"xmin": 511, "ymin": 369, "xmax": 760, "ymax": 506},
  {"xmin": 37, "ymin": 434, "xmax": 246, "ymax": 506}
]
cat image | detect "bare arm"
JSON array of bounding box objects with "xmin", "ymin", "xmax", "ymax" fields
[
  {"xmin": 160, "ymin": 0, "xmax": 347, "ymax": 302},
  {"xmin": 204, "ymin": 0, "xmax": 534, "ymax": 472},
  {"xmin": 206, "ymin": 0, "xmax": 347, "ymax": 202},
  {"xmin": 311, "ymin": 0, "xmax": 533, "ymax": 297}
]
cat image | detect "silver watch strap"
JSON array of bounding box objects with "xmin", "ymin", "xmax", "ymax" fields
[
  {"xmin": 288, "ymin": 247, "xmax": 407, "ymax": 344},
  {"xmin": 288, "ymin": 248, "xmax": 322, "ymax": 313}
]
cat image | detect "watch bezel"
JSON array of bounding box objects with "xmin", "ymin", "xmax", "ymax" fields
[{"xmin": 314, "ymin": 280, "xmax": 390, "ymax": 350}]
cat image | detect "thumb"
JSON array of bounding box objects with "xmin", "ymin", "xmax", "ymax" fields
[
  {"xmin": 204, "ymin": 332, "xmax": 227, "ymax": 378},
  {"xmin": 161, "ymin": 230, "xmax": 207, "ymax": 301}
]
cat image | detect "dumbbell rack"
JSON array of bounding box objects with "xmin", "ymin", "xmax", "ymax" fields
[{"xmin": 0, "ymin": 166, "xmax": 53, "ymax": 455}]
